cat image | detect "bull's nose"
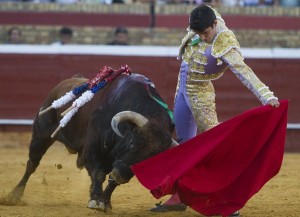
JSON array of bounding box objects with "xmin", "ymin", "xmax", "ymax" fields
[{"xmin": 110, "ymin": 168, "xmax": 128, "ymax": 184}]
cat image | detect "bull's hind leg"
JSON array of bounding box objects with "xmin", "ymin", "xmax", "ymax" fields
[{"xmin": 5, "ymin": 123, "xmax": 55, "ymax": 205}]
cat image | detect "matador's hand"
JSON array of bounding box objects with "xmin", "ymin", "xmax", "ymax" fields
[{"xmin": 267, "ymin": 99, "xmax": 280, "ymax": 108}]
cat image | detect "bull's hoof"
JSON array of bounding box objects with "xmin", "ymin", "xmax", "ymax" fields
[
  {"xmin": 87, "ymin": 199, "xmax": 105, "ymax": 211},
  {"xmin": 0, "ymin": 187, "xmax": 24, "ymax": 206},
  {"xmin": 0, "ymin": 193, "xmax": 25, "ymax": 206},
  {"xmin": 229, "ymin": 211, "xmax": 240, "ymax": 217},
  {"xmin": 104, "ymin": 206, "xmax": 112, "ymax": 214},
  {"xmin": 104, "ymin": 202, "xmax": 112, "ymax": 214}
]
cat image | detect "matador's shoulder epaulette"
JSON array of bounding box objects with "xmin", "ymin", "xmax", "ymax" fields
[
  {"xmin": 211, "ymin": 30, "xmax": 240, "ymax": 58},
  {"xmin": 178, "ymin": 29, "xmax": 196, "ymax": 60}
]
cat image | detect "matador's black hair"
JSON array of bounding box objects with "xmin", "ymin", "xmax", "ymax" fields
[{"xmin": 189, "ymin": 4, "xmax": 216, "ymax": 32}]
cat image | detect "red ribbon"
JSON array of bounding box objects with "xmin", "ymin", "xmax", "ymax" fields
[{"xmin": 88, "ymin": 65, "xmax": 131, "ymax": 88}]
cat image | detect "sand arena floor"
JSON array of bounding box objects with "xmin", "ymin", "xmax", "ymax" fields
[{"xmin": 0, "ymin": 132, "xmax": 299, "ymax": 217}]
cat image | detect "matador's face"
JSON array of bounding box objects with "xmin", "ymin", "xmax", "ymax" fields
[{"xmin": 195, "ymin": 20, "xmax": 218, "ymax": 44}]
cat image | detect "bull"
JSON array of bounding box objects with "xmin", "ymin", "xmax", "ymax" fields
[{"xmin": 4, "ymin": 69, "xmax": 176, "ymax": 212}]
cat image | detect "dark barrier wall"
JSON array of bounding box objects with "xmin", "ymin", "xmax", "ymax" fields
[{"xmin": 0, "ymin": 52, "xmax": 299, "ymax": 151}]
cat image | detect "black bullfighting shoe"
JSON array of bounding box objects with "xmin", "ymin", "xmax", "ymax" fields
[
  {"xmin": 229, "ymin": 211, "xmax": 240, "ymax": 217},
  {"xmin": 150, "ymin": 202, "xmax": 187, "ymax": 212}
]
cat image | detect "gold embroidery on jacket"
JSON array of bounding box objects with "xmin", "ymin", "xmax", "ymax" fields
[
  {"xmin": 186, "ymin": 81, "xmax": 218, "ymax": 132},
  {"xmin": 193, "ymin": 53, "xmax": 208, "ymax": 65},
  {"xmin": 189, "ymin": 71, "xmax": 224, "ymax": 81},
  {"xmin": 211, "ymin": 30, "xmax": 240, "ymax": 58}
]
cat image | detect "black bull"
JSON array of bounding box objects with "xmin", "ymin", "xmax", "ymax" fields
[{"xmin": 4, "ymin": 73, "xmax": 177, "ymax": 212}]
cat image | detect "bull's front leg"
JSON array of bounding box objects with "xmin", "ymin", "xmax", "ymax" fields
[
  {"xmin": 87, "ymin": 168, "xmax": 107, "ymax": 211},
  {"xmin": 102, "ymin": 175, "xmax": 119, "ymax": 213}
]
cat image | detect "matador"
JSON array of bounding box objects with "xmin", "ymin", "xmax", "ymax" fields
[
  {"xmin": 174, "ymin": 5, "xmax": 279, "ymax": 142},
  {"xmin": 151, "ymin": 4, "xmax": 280, "ymax": 216}
]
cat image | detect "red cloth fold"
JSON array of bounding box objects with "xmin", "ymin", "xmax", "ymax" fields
[{"xmin": 132, "ymin": 100, "xmax": 288, "ymax": 216}]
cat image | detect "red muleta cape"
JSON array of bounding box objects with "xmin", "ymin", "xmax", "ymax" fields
[{"xmin": 131, "ymin": 100, "xmax": 288, "ymax": 216}]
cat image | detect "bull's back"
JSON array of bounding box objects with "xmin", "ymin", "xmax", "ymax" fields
[
  {"xmin": 86, "ymin": 73, "xmax": 172, "ymax": 126},
  {"xmin": 50, "ymin": 77, "xmax": 88, "ymax": 101},
  {"xmin": 39, "ymin": 77, "xmax": 87, "ymax": 109},
  {"xmin": 89, "ymin": 74, "xmax": 151, "ymax": 107}
]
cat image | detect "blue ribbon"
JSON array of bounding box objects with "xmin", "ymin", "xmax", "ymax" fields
[
  {"xmin": 72, "ymin": 83, "xmax": 89, "ymax": 96},
  {"xmin": 91, "ymin": 81, "xmax": 107, "ymax": 94}
]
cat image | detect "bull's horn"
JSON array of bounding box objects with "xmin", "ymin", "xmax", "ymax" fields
[
  {"xmin": 171, "ymin": 139, "xmax": 179, "ymax": 147},
  {"xmin": 111, "ymin": 111, "xmax": 149, "ymax": 138}
]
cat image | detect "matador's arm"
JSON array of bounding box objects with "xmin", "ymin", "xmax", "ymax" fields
[{"xmin": 222, "ymin": 49, "xmax": 278, "ymax": 105}]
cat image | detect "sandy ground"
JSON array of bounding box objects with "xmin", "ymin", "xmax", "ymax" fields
[{"xmin": 0, "ymin": 133, "xmax": 299, "ymax": 217}]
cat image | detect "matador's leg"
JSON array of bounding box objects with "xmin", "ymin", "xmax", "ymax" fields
[{"xmin": 186, "ymin": 81, "xmax": 219, "ymax": 133}]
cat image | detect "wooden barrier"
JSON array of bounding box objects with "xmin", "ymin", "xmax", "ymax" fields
[{"xmin": 0, "ymin": 45, "xmax": 299, "ymax": 151}]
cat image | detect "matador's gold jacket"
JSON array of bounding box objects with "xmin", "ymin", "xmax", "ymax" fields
[{"xmin": 177, "ymin": 9, "xmax": 277, "ymax": 105}]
